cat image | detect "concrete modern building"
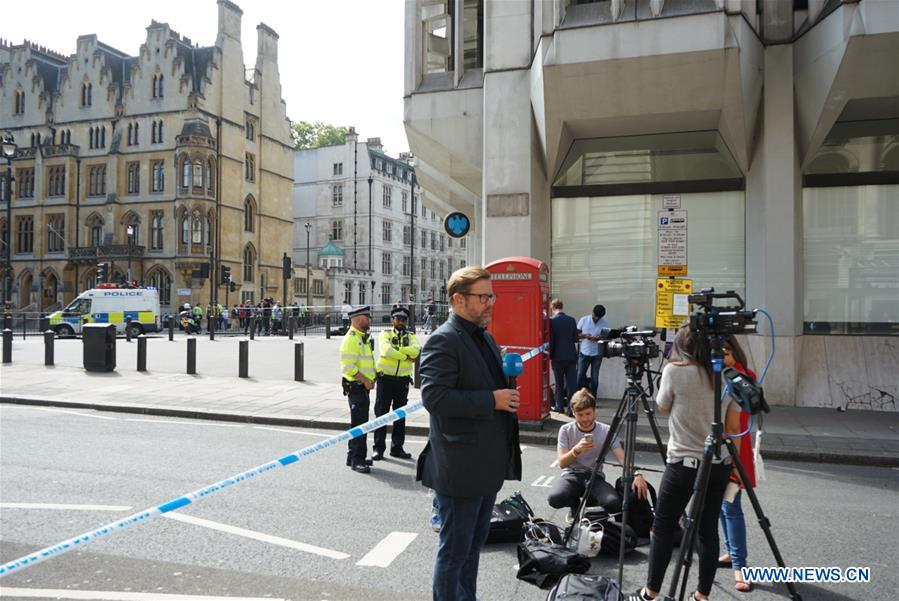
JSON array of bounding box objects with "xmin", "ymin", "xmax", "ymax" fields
[
  {"xmin": 0, "ymin": 0, "xmax": 293, "ymax": 314},
  {"xmin": 293, "ymin": 129, "xmax": 470, "ymax": 308},
  {"xmin": 404, "ymin": 0, "xmax": 898, "ymax": 410}
]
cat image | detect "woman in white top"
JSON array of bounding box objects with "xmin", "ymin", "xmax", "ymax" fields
[{"xmin": 631, "ymin": 324, "xmax": 742, "ymax": 601}]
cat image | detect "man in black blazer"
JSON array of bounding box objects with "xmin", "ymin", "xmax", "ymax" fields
[
  {"xmin": 549, "ymin": 298, "xmax": 579, "ymax": 414},
  {"xmin": 417, "ymin": 266, "xmax": 522, "ymax": 601}
]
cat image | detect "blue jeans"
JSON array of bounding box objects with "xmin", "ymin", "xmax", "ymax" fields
[
  {"xmin": 433, "ymin": 493, "xmax": 496, "ymax": 601},
  {"xmin": 720, "ymin": 490, "xmax": 748, "ymax": 569},
  {"xmin": 576, "ymin": 353, "xmax": 603, "ymax": 398}
]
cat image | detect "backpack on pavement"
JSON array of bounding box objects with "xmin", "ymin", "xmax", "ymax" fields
[
  {"xmin": 487, "ymin": 490, "xmax": 534, "ymax": 543},
  {"xmin": 545, "ymin": 573, "xmax": 623, "ymax": 601}
]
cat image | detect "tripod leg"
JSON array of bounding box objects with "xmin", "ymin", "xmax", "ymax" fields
[
  {"xmin": 724, "ymin": 438, "xmax": 803, "ymax": 601},
  {"xmin": 640, "ymin": 393, "xmax": 668, "ymax": 465},
  {"xmin": 618, "ymin": 391, "xmax": 640, "ymax": 586}
]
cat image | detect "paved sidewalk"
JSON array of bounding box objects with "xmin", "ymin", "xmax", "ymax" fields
[{"xmin": 1, "ymin": 333, "xmax": 897, "ymax": 466}]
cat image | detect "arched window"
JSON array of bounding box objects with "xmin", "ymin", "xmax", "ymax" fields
[
  {"xmin": 180, "ymin": 211, "xmax": 190, "ymax": 245},
  {"xmin": 243, "ymin": 244, "xmax": 256, "ymax": 282},
  {"xmin": 146, "ymin": 268, "xmax": 172, "ymax": 305},
  {"xmin": 191, "ymin": 210, "xmax": 202, "ymax": 244},
  {"xmin": 123, "ymin": 212, "xmax": 140, "ymax": 245},
  {"xmin": 89, "ymin": 128, "xmax": 95, "ymax": 149},
  {"xmin": 86, "ymin": 213, "xmax": 104, "ymax": 247},
  {"xmin": 157, "ymin": 121, "xmax": 163, "ymax": 143},
  {"xmin": 181, "ymin": 157, "xmax": 191, "ymax": 189},
  {"xmin": 151, "ymin": 122, "xmax": 157, "ymax": 144},
  {"xmin": 127, "ymin": 124, "xmax": 133, "ymax": 146},
  {"xmin": 158, "ymin": 75, "xmax": 164, "ymax": 97},
  {"xmin": 205, "ymin": 210, "xmax": 215, "ymax": 250},
  {"xmin": 206, "ymin": 158, "xmax": 215, "ymax": 193},
  {"xmin": 134, "ymin": 123, "xmax": 139, "ymax": 145},
  {"xmin": 244, "ymin": 196, "xmax": 256, "ymax": 232},
  {"xmin": 100, "ymin": 126, "xmax": 106, "ymax": 147}
]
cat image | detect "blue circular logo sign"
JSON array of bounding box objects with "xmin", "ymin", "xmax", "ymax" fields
[{"xmin": 444, "ymin": 212, "xmax": 471, "ymax": 238}]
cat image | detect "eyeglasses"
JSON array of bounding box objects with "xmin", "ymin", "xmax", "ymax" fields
[{"xmin": 462, "ymin": 292, "xmax": 496, "ymax": 304}]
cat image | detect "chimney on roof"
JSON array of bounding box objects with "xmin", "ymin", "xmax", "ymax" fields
[
  {"xmin": 366, "ymin": 137, "xmax": 382, "ymax": 152},
  {"xmin": 218, "ymin": 0, "xmax": 243, "ymax": 41}
]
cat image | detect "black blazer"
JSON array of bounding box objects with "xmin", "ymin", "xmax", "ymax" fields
[
  {"xmin": 549, "ymin": 311, "xmax": 579, "ymax": 362},
  {"xmin": 416, "ymin": 312, "xmax": 522, "ymax": 497}
]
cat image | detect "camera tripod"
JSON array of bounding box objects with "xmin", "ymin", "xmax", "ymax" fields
[
  {"xmin": 564, "ymin": 354, "xmax": 667, "ymax": 587},
  {"xmin": 662, "ymin": 335, "xmax": 801, "ymax": 601}
]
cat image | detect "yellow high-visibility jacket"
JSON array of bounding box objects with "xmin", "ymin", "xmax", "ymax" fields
[
  {"xmin": 340, "ymin": 326, "xmax": 376, "ymax": 383},
  {"xmin": 377, "ymin": 328, "xmax": 421, "ymax": 378}
]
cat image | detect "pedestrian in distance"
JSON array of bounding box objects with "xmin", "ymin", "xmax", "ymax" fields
[
  {"xmin": 629, "ymin": 324, "xmax": 743, "ymax": 601},
  {"xmin": 549, "ymin": 387, "xmax": 648, "ymax": 522},
  {"xmin": 339, "ymin": 305, "xmax": 377, "ymax": 474},
  {"xmin": 549, "ymin": 298, "xmax": 579, "ymax": 414},
  {"xmin": 718, "ymin": 335, "xmax": 757, "ymax": 593},
  {"xmin": 577, "ymin": 304, "xmax": 610, "ymax": 399},
  {"xmin": 373, "ymin": 306, "xmax": 420, "ymax": 461},
  {"xmin": 417, "ymin": 265, "xmax": 522, "ymax": 601}
]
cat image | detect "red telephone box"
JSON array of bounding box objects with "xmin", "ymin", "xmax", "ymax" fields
[{"xmin": 486, "ymin": 257, "xmax": 551, "ymax": 425}]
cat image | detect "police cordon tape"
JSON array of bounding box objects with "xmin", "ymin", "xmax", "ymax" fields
[{"xmin": 0, "ymin": 342, "xmax": 548, "ymax": 577}]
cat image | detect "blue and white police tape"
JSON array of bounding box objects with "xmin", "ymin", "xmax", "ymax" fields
[
  {"xmin": 520, "ymin": 342, "xmax": 548, "ymax": 362},
  {"xmin": 0, "ymin": 342, "xmax": 549, "ymax": 577},
  {"xmin": 0, "ymin": 400, "xmax": 423, "ymax": 577}
]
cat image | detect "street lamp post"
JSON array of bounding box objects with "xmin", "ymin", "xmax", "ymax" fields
[
  {"xmin": 2, "ymin": 133, "xmax": 18, "ymax": 307},
  {"xmin": 409, "ymin": 167, "xmax": 416, "ymax": 306},
  {"xmin": 126, "ymin": 225, "xmax": 134, "ymax": 283},
  {"xmin": 304, "ymin": 222, "xmax": 311, "ymax": 309}
]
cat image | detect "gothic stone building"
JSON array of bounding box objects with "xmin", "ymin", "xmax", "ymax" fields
[{"xmin": 0, "ymin": 0, "xmax": 293, "ymax": 312}]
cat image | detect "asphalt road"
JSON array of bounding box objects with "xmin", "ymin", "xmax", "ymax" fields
[{"xmin": 1, "ymin": 405, "xmax": 896, "ymax": 601}]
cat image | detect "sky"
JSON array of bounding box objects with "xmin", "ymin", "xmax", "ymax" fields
[{"xmin": 3, "ymin": 0, "xmax": 409, "ymax": 155}]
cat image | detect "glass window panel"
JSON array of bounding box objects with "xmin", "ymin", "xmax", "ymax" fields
[
  {"xmin": 803, "ymin": 184, "xmax": 899, "ymax": 334},
  {"xmin": 551, "ymin": 192, "xmax": 745, "ymax": 328}
]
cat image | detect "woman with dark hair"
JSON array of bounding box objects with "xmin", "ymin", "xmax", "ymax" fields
[
  {"xmin": 719, "ymin": 335, "xmax": 757, "ymax": 593},
  {"xmin": 630, "ymin": 325, "xmax": 742, "ymax": 601}
]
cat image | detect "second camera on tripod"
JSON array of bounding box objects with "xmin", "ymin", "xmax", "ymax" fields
[{"xmin": 602, "ymin": 326, "xmax": 661, "ymax": 362}]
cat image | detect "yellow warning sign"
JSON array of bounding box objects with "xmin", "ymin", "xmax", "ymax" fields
[
  {"xmin": 658, "ymin": 265, "xmax": 688, "ymax": 277},
  {"xmin": 655, "ymin": 278, "xmax": 693, "ymax": 329}
]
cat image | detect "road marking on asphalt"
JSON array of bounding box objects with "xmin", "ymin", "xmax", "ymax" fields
[
  {"xmin": 0, "ymin": 502, "xmax": 132, "ymax": 511},
  {"xmin": 122, "ymin": 418, "xmax": 242, "ymax": 428},
  {"xmin": 356, "ymin": 531, "xmax": 418, "ymax": 567},
  {"xmin": 163, "ymin": 513, "xmax": 350, "ymax": 560},
  {"xmin": 0, "ymin": 588, "xmax": 288, "ymax": 601},
  {"xmin": 550, "ymin": 459, "xmax": 560, "ymax": 468},
  {"xmin": 531, "ymin": 475, "xmax": 555, "ymax": 487},
  {"xmin": 3, "ymin": 405, "xmax": 117, "ymax": 420},
  {"xmin": 252, "ymin": 426, "xmax": 330, "ymax": 437}
]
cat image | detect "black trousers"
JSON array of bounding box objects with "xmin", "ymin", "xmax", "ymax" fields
[
  {"xmin": 547, "ymin": 470, "xmax": 622, "ymax": 515},
  {"xmin": 552, "ymin": 359, "xmax": 577, "ymax": 411},
  {"xmin": 373, "ymin": 376, "xmax": 409, "ymax": 452},
  {"xmin": 346, "ymin": 385, "xmax": 370, "ymax": 465},
  {"xmin": 647, "ymin": 460, "xmax": 731, "ymax": 597}
]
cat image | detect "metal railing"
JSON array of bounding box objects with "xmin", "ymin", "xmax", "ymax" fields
[{"xmin": 68, "ymin": 245, "xmax": 146, "ymax": 260}]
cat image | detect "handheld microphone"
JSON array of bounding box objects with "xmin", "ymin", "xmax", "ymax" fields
[{"xmin": 502, "ymin": 353, "xmax": 524, "ymax": 388}]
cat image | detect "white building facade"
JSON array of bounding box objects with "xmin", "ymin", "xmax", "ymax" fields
[
  {"xmin": 292, "ymin": 130, "xmax": 470, "ymax": 308},
  {"xmin": 404, "ymin": 0, "xmax": 898, "ymax": 410}
]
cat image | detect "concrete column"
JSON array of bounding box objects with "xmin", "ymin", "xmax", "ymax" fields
[{"xmin": 745, "ymin": 44, "xmax": 803, "ymax": 404}]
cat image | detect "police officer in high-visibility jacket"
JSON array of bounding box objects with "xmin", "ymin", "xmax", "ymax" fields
[
  {"xmin": 340, "ymin": 305, "xmax": 377, "ymax": 474},
  {"xmin": 373, "ymin": 306, "xmax": 420, "ymax": 461}
]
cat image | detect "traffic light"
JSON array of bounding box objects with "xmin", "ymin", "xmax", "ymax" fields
[
  {"xmin": 282, "ymin": 253, "xmax": 292, "ymax": 280},
  {"xmin": 229, "ymin": 281, "xmax": 236, "ymax": 293},
  {"xmin": 130, "ymin": 279, "xmax": 138, "ymax": 288},
  {"xmin": 220, "ymin": 265, "xmax": 231, "ymax": 285},
  {"xmin": 97, "ymin": 262, "xmax": 108, "ymax": 283}
]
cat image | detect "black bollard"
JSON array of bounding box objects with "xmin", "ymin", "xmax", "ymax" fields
[
  {"xmin": 294, "ymin": 341, "xmax": 304, "ymax": 382},
  {"xmin": 44, "ymin": 330, "xmax": 55, "ymax": 366},
  {"xmin": 239, "ymin": 339, "xmax": 249, "ymax": 378},
  {"xmin": 125, "ymin": 317, "xmax": 133, "ymax": 342},
  {"xmin": 209, "ymin": 315, "xmax": 215, "ymax": 342},
  {"xmin": 414, "ymin": 355, "xmax": 422, "ymax": 389},
  {"xmin": 137, "ymin": 335, "xmax": 147, "ymax": 372},
  {"xmin": 2, "ymin": 312, "xmax": 10, "ymax": 331},
  {"xmin": 22, "ymin": 315, "xmax": 27, "ymax": 340},
  {"xmin": 249, "ymin": 316, "xmax": 255, "ymax": 340},
  {"xmin": 2, "ymin": 328, "xmax": 11, "ymax": 363},
  {"xmin": 325, "ymin": 314, "xmax": 331, "ymax": 339},
  {"xmin": 186, "ymin": 337, "xmax": 197, "ymax": 374},
  {"xmin": 168, "ymin": 316, "xmax": 174, "ymax": 341},
  {"xmin": 304, "ymin": 314, "xmax": 308, "ymax": 336},
  {"xmin": 39, "ymin": 315, "xmax": 49, "ymax": 333},
  {"xmin": 288, "ymin": 316, "xmax": 295, "ymax": 340}
]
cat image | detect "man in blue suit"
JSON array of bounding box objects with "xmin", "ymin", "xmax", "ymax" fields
[
  {"xmin": 549, "ymin": 298, "xmax": 579, "ymax": 415},
  {"xmin": 417, "ymin": 265, "xmax": 522, "ymax": 601}
]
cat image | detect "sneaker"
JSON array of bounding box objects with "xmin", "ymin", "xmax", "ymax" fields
[{"xmin": 430, "ymin": 513, "xmax": 442, "ymax": 532}]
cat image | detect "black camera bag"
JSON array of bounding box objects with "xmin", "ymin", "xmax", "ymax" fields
[
  {"xmin": 486, "ymin": 491, "xmax": 534, "ymax": 543},
  {"xmin": 614, "ymin": 477, "xmax": 657, "ymax": 538},
  {"xmin": 545, "ymin": 573, "xmax": 623, "ymax": 601}
]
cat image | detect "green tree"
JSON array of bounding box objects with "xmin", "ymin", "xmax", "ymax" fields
[{"xmin": 291, "ymin": 120, "xmax": 349, "ymax": 149}]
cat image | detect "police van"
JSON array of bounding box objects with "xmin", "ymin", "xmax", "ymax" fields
[{"xmin": 49, "ymin": 285, "xmax": 162, "ymax": 337}]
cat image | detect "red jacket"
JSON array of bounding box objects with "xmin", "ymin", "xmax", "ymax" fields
[{"xmin": 732, "ymin": 361, "xmax": 756, "ymax": 488}]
